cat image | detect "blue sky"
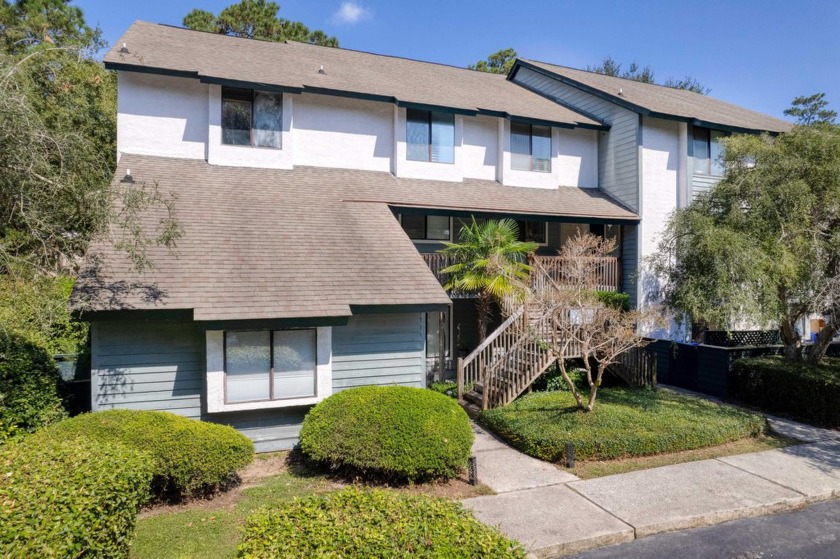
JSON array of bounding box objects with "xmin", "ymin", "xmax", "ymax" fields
[{"xmin": 77, "ymin": 0, "xmax": 839, "ymax": 119}]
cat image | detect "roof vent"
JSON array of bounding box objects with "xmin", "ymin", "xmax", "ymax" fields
[
  {"xmin": 318, "ymin": 65, "xmax": 326, "ymax": 74},
  {"xmin": 618, "ymin": 87, "xmax": 624, "ymax": 96},
  {"xmin": 120, "ymin": 169, "xmax": 134, "ymax": 184},
  {"xmin": 120, "ymin": 42, "xmax": 130, "ymax": 54}
]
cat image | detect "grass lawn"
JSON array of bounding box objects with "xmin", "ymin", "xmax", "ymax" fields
[
  {"xmin": 479, "ymin": 387, "xmax": 771, "ymax": 465},
  {"xmin": 130, "ymin": 452, "xmax": 491, "ymax": 559}
]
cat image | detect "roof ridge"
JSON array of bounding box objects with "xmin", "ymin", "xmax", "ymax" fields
[{"xmin": 148, "ymin": 21, "xmax": 508, "ymax": 79}]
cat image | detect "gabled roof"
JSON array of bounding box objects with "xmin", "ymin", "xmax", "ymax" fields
[
  {"xmin": 73, "ymin": 155, "xmax": 637, "ymax": 321},
  {"xmin": 514, "ymin": 59, "xmax": 792, "ymax": 134},
  {"xmin": 103, "ymin": 21, "xmax": 604, "ymax": 130}
]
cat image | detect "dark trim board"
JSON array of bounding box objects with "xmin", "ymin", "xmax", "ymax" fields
[
  {"xmin": 388, "ymin": 205, "xmax": 639, "ymax": 225},
  {"xmin": 196, "ymin": 316, "xmax": 350, "ymax": 331},
  {"xmin": 350, "ymin": 303, "xmax": 450, "ymax": 314},
  {"xmin": 76, "ymin": 309, "xmax": 195, "ymax": 322}
]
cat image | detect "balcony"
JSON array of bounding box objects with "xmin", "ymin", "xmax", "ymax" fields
[{"xmin": 421, "ymin": 253, "xmax": 621, "ymax": 296}]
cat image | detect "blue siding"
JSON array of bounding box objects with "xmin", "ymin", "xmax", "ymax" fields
[
  {"xmin": 513, "ymin": 67, "xmax": 641, "ymax": 213},
  {"xmin": 332, "ymin": 313, "xmax": 426, "ymax": 390},
  {"xmin": 91, "ymin": 312, "xmax": 427, "ymax": 452},
  {"xmin": 621, "ymin": 224, "xmax": 640, "ymax": 308},
  {"xmin": 92, "ymin": 321, "xmax": 204, "ymax": 419}
]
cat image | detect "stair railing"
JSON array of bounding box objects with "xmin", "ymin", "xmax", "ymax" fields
[{"xmin": 457, "ymin": 306, "xmax": 527, "ymax": 402}]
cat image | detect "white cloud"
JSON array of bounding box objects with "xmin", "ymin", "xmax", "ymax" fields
[{"xmin": 331, "ymin": 2, "xmax": 372, "ymax": 25}]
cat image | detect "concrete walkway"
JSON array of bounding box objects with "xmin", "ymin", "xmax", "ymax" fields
[{"xmin": 463, "ymin": 419, "xmax": 840, "ymax": 558}]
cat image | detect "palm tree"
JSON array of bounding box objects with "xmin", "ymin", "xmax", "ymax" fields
[{"xmin": 439, "ymin": 218, "xmax": 538, "ymax": 342}]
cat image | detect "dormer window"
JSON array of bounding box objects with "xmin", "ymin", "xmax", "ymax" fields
[
  {"xmin": 406, "ymin": 109, "xmax": 455, "ymax": 163},
  {"xmin": 222, "ymin": 87, "xmax": 283, "ymax": 148},
  {"xmin": 511, "ymin": 122, "xmax": 552, "ymax": 173},
  {"xmin": 693, "ymin": 127, "xmax": 726, "ymax": 176}
]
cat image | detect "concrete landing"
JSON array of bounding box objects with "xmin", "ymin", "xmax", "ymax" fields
[
  {"xmin": 568, "ymin": 458, "xmax": 806, "ymax": 538},
  {"xmin": 463, "ymin": 485, "xmax": 634, "ymax": 558}
]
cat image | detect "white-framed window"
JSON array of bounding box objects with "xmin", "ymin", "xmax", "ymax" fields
[
  {"xmin": 693, "ymin": 127, "xmax": 726, "ymax": 176},
  {"xmin": 222, "ymin": 87, "xmax": 283, "ymax": 148},
  {"xmin": 399, "ymin": 214, "xmax": 451, "ymax": 241},
  {"xmin": 511, "ymin": 122, "xmax": 552, "ymax": 172},
  {"xmin": 206, "ymin": 328, "xmax": 331, "ymax": 413},
  {"xmin": 407, "ymin": 109, "xmax": 455, "ymax": 163}
]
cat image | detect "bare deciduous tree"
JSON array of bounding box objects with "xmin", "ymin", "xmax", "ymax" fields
[{"xmin": 529, "ymin": 234, "xmax": 662, "ymax": 411}]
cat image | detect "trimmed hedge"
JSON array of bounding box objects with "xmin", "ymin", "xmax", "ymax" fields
[
  {"xmin": 480, "ymin": 387, "xmax": 766, "ymax": 462},
  {"xmin": 595, "ymin": 291, "xmax": 631, "ymax": 312},
  {"xmin": 237, "ymin": 488, "xmax": 525, "ymax": 558},
  {"xmin": 300, "ymin": 386, "xmax": 473, "ymax": 481},
  {"xmin": 0, "ymin": 333, "xmax": 66, "ymax": 442},
  {"xmin": 0, "ymin": 436, "xmax": 152, "ymax": 558},
  {"xmin": 731, "ymin": 357, "xmax": 840, "ymax": 427},
  {"xmin": 33, "ymin": 410, "xmax": 255, "ymax": 501}
]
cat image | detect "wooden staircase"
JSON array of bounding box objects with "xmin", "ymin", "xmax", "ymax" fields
[{"xmin": 457, "ymin": 306, "xmax": 561, "ymax": 412}]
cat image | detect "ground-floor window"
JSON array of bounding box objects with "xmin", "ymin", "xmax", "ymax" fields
[
  {"xmin": 426, "ymin": 310, "xmax": 450, "ymax": 359},
  {"xmin": 225, "ymin": 329, "xmax": 317, "ymax": 403}
]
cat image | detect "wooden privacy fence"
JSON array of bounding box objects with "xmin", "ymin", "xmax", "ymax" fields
[{"xmin": 606, "ymin": 347, "xmax": 657, "ymax": 387}]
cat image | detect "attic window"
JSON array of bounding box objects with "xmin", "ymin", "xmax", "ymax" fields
[{"xmin": 221, "ymin": 87, "xmax": 282, "ymax": 148}]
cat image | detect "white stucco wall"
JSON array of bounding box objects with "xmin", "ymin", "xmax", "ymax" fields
[
  {"xmin": 555, "ymin": 128, "xmax": 598, "ymax": 188},
  {"xmin": 461, "ymin": 115, "xmax": 499, "ymax": 181},
  {"xmin": 117, "ymin": 72, "xmax": 209, "ymax": 160},
  {"xmin": 640, "ymin": 116, "xmax": 688, "ymax": 339},
  {"xmin": 293, "ymin": 93, "xmax": 393, "ymax": 172}
]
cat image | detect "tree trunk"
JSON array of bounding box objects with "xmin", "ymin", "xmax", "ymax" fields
[
  {"xmin": 779, "ymin": 318, "xmax": 803, "ymax": 362},
  {"xmin": 555, "ymin": 358, "xmax": 584, "ymax": 408},
  {"xmin": 806, "ymin": 324, "xmax": 837, "ymax": 365},
  {"xmin": 476, "ymin": 292, "xmax": 491, "ymax": 342}
]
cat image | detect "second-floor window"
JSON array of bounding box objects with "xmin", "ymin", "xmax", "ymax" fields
[
  {"xmin": 406, "ymin": 109, "xmax": 455, "ymax": 163},
  {"xmin": 222, "ymin": 87, "xmax": 283, "ymax": 148},
  {"xmin": 511, "ymin": 122, "xmax": 551, "ymax": 172},
  {"xmin": 693, "ymin": 127, "xmax": 726, "ymax": 176}
]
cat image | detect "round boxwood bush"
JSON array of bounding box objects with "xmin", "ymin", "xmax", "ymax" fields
[
  {"xmin": 237, "ymin": 488, "xmax": 525, "ymax": 558},
  {"xmin": 0, "ymin": 333, "xmax": 66, "ymax": 442},
  {"xmin": 0, "ymin": 436, "xmax": 152, "ymax": 558},
  {"xmin": 299, "ymin": 386, "xmax": 473, "ymax": 481},
  {"xmin": 33, "ymin": 410, "xmax": 255, "ymax": 501}
]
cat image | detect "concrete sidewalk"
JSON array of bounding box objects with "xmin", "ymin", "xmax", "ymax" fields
[{"xmin": 463, "ymin": 420, "xmax": 840, "ymax": 558}]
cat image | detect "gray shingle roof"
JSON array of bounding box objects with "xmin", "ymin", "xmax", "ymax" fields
[
  {"xmin": 103, "ymin": 21, "xmax": 603, "ymax": 130},
  {"xmin": 517, "ymin": 60, "xmax": 792, "ymax": 134},
  {"xmin": 74, "ymin": 155, "xmax": 637, "ymax": 320}
]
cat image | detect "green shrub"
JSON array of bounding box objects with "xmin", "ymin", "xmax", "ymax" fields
[
  {"xmin": 533, "ymin": 366, "xmax": 585, "ymax": 392},
  {"xmin": 0, "ymin": 333, "xmax": 66, "ymax": 442},
  {"xmin": 237, "ymin": 487, "xmax": 525, "ymax": 558},
  {"xmin": 0, "ymin": 436, "xmax": 152, "ymax": 558},
  {"xmin": 594, "ymin": 291, "xmax": 631, "ymax": 312},
  {"xmin": 428, "ymin": 380, "xmax": 458, "ymax": 398},
  {"xmin": 299, "ymin": 386, "xmax": 473, "ymax": 481},
  {"xmin": 480, "ymin": 388, "xmax": 766, "ymax": 462},
  {"xmin": 731, "ymin": 357, "xmax": 840, "ymax": 427},
  {"xmin": 33, "ymin": 410, "xmax": 255, "ymax": 501}
]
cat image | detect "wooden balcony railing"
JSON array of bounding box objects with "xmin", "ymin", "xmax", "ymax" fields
[{"xmin": 421, "ymin": 253, "xmax": 621, "ymax": 294}]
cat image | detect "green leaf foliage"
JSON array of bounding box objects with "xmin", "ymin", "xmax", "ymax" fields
[
  {"xmin": 237, "ymin": 487, "xmax": 526, "ymax": 559},
  {"xmin": 428, "ymin": 380, "xmax": 458, "ymax": 398},
  {"xmin": 587, "ymin": 55, "xmax": 710, "ymax": 94},
  {"xmin": 651, "ymin": 121, "xmax": 840, "ymax": 361},
  {"xmin": 480, "ymin": 388, "xmax": 766, "ymax": 462},
  {"xmin": 731, "ymin": 356, "xmax": 840, "ymax": 427},
  {"xmin": 183, "ymin": 0, "xmax": 338, "ymax": 46},
  {"xmin": 0, "ymin": 436, "xmax": 153, "ymax": 558},
  {"xmin": 594, "ymin": 290, "xmax": 631, "ymax": 312},
  {"xmin": 0, "ymin": 332, "xmax": 66, "ymax": 443},
  {"xmin": 32, "ymin": 410, "xmax": 255, "ymax": 501},
  {"xmin": 469, "ymin": 48, "xmax": 517, "ymax": 74},
  {"xmin": 299, "ymin": 386, "xmax": 473, "ymax": 481}
]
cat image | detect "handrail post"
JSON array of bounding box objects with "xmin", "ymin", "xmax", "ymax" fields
[{"xmin": 457, "ymin": 358, "xmax": 464, "ymax": 402}]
